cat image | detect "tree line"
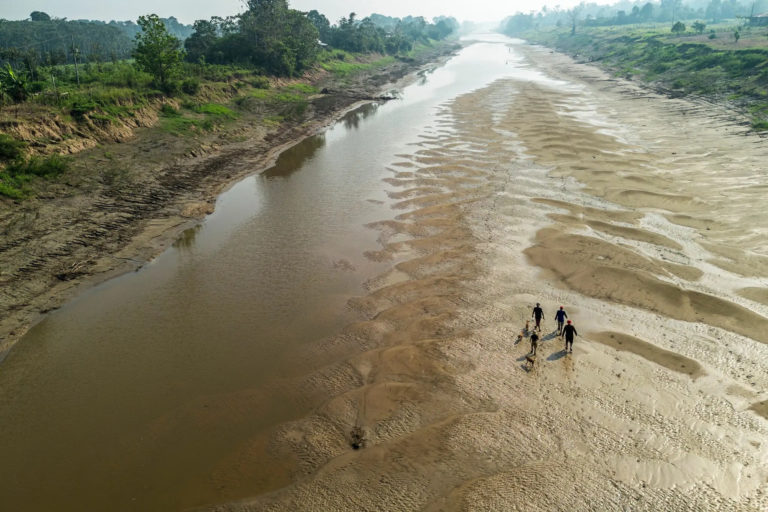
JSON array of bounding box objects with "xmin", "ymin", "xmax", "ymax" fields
[
  {"xmin": 1, "ymin": 0, "xmax": 458, "ymax": 102},
  {"xmin": 501, "ymin": 0, "xmax": 767, "ymax": 35},
  {"xmin": 183, "ymin": 1, "xmax": 458, "ymax": 75},
  {"xmin": 0, "ymin": 14, "xmax": 193, "ymax": 69}
]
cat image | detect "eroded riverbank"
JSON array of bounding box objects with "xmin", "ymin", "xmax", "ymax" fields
[{"xmin": 0, "ymin": 42, "xmax": 461, "ymax": 358}]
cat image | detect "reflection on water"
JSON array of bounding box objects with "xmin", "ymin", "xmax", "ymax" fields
[
  {"xmin": 262, "ymin": 133, "xmax": 326, "ymax": 179},
  {"xmin": 173, "ymin": 224, "xmax": 202, "ymax": 250},
  {"xmin": 342, "ymin": 102, "xmax": 380, "ymax": 130},
  {"xmin": 0, "ymin": 34, "xmax": 525, "ymax": 511}
]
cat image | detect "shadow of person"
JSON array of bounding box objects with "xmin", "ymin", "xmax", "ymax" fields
[
  {"xmin": 547, "ymin": 349, "xmax": 568, "ymax": 361},
  {"xmin": 541, "ymin": 332, "xmax": 558, "ymax": 342}
]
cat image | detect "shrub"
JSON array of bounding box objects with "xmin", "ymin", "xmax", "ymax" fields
[
  {"xmin": 181, "ymin": 78, "xmax": 200, "ymax": 95},
  {"xmin": 70, "ymin": 99, "xmax": 98, "ymax": 120},
  {"xmin": 752, "ymin": 120, "xmax": 768, "ymax": 131},
  {"xmin": 6, "ymin": 154, "xmax": 69, "ymax": 177},
  {"xmin": 162, "ymin": 80, "xmax": 182, "ymax": 96},
  {"xmin": 194, "ymin": 103, "xmax": 238, "ymax": 119},
  {"xmin": 251, "ymin": 75, "xmax": 271, "ymax": 89},
  {"xmin": 0, "ymin": 134, "xmax": 26, "ymax": 161},
  {"xmin": 160, "ymin": 103, "xmax": 180, "ymax": 116},
  {"xmin": 28, "ymin": 81, "xmax": 47, "ymax": 94},
  {"xmin": 0, "ymin": 174, "xmax": 27, "ymax": 199}
]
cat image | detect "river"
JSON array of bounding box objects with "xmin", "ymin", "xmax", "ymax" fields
[{"xmin": 0, "ymin": 34, "xmax": 526, "ymax": 511}]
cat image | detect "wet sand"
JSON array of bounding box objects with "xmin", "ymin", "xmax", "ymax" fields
[{"xmin": 208, "ymin": 42, "xmax": 768, "ymax": 510}]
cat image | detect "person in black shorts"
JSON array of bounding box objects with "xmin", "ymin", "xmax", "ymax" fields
[
  {"xmin": 531, "ymin": 303, "xmax": 544, "ymax": 332},
  {"xmin": 562, "ymin": 320, "xmax": 578, "ymax": 353},
  {"xmin": 530, "ymin": 331, "xmax": 539, "ymax": 355}
]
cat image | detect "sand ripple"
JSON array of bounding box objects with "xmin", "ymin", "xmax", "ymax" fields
[{"xmin": 213, "ymin": 44, "xmax": 768, "ymax": 511}]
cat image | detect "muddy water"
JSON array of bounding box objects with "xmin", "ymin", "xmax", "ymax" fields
[{"xmin": 0, "ymin": 36, "xmax": 523, "ymax": 511}]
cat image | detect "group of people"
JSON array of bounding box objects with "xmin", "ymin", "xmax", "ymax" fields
[{"xmin": 528, "ymin": 303, "xmax": 578, "ymax": 355}]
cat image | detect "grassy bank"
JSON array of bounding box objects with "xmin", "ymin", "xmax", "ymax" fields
[
  {"xmin": 520, "ymin": 23, "xmax": 768, "ymax": 130},
  {"xmin": 0, "ymin": 39, "xmax": 454, "ymax": 199}
]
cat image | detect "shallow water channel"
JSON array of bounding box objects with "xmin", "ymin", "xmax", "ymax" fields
[{"xmin": 0, "ymin": 35, "xmax": 528, "ymax": 511}]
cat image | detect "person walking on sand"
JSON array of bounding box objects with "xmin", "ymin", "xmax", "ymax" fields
[
  {"xmin": 531, "ymin": 303, "xmax": 544, "ymax": 332},
  {"xmin": 530, "ymin": 331, "xmax": 539, "ymax": 355},
  {"xmin": 554, "ymin": 306, "xmax": 568, "ymax": 336},
  {"xmin": 562, "ymin": 320, "xmax": 578, "ymax": 353}
]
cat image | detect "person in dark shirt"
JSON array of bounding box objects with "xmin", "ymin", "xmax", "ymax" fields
[
  {"xmin": 531, "ymin": 303, "xmax": 544, "ymax": 332},
  {"xmin": 562, "ymin": 320, "xmax": 578, "ymax": 353},
  {"xmin": 554, "ymin": 306, "xmax": 568, "ymax": 336},
  {"xmin": 530, "ymin": 331, "xmax": 539, "ymax": 355}
]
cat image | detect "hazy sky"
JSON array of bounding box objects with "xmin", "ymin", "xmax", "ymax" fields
[{"xmin": 2, "ymin": 0, "xmax": 583, "ymax": 24}]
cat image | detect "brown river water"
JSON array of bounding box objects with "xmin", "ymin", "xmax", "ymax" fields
[
  {"xmin": 0, "ymin": 35, "xmax": 527, "ymax": 511},
  {"xmin": 2, "ymin": 35, "xmax": 767, "ymax": 511}
]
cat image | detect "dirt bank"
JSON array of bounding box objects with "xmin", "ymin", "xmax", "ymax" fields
[
  {"xmin": 0, "ymin": 43, "xmax": 461, "ymax": 357},
  {"xmin": 207, "ymin": 42, "xmax": 767, "ymax": 510}
]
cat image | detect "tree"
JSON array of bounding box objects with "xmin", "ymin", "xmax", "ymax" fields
[
  {"xmin": 640, "ymin": 2, "xmax": 654, "ymax": 21},
  {"xmin": 29, "ymin": 11, "xmax": 51, "ymax": 22},
  {"xmin": 692, "ymin": 21, "xmax": 707, "ymax": 33},
  {"xmin": 185, "ymin": 19, "xmax": 218, "ymax": 63},
  {"xmin": 307, "ymin": 10, "xmax": 331, "ymax": 42},
  {"xmin": 706, "ymin": 0, "xmax": 722, "ymax": 22},
  {"xmin": 568, "ymin": 6, "xmax": 582, "ymax": 35},
  {"xmin": 239, "ymin": 0, "xmax": 318, "ymax": 75},
  {"xmin": 133, "ymin": 14, "xmax": 184, "ymax": 92},
  {"xmin": 671, "ymin": 21, "xmax": 686, "ymax": 34}
]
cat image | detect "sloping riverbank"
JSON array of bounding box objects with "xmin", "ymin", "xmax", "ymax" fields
[
  {"xmin": 518, "ymin": 26, "xmax": 768, "ymax": 130},
  {"xmin": 0, "ymin": 42, "xmax": 461, "ymax": 357}
]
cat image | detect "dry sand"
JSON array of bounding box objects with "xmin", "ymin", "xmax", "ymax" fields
[{"xmin": 205, "ymin": 43, "xmax": 768, "ymax": 510}]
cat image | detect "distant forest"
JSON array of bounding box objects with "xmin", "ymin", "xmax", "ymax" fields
[
  {"xmin": 0, "ymin": 12, "xmax": 192, "ymax": 65},
  {"xmin": 0, "ymin": 3, "xmax": 458, "ymax": 76},
  {"xmin": 502, "ymin": 0, "xmax": 768, "ymax": 34}
]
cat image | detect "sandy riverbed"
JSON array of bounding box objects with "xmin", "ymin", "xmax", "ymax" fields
[{"xmin": 207, "ymin": 43, "xmax": 768, "ymax": 510}]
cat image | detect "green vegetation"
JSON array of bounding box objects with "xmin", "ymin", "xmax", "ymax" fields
[
  {"xmin": 0, "ymin": 153, "xmax": 69, "ymax": 199},
  {"xmin": 0, "ymin": 134, "xmax": 26, "ymax": 161},
  {"xmin": 184, "ymin": 3, "xmax": 457, "ymax": 76},
  {"xmin": 502, "ymin": 0, "xmax": 761, "ymax": 32},
  {"xmin": 233, "ymin": 82, "xmax": 319, "ymax": 119},
  {"xmin": 193, "ymin": 103, "xmax": 237, "ymax": 118},
  {"xmin": 0, "ymin": 5, "xmax": 460, "ymax": 198},
  {"xmin": 159, "ymin": 101, "xmax": 239, "ymax": 135},
  {"xmin": 0, "ymin": 132, "xmax": 71, "ymax": 198},
  {"xmin": 317, "ymin": 49, "xmax": 396, "ymax": 77},
  {"xmin": 133, "ymin": 14, "xmax": 184, "ymax": 93}
]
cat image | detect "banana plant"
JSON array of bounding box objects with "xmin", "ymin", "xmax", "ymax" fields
[{"xmin": 0, "ymin": 63, "xmax": 29, "ymax": 103}]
